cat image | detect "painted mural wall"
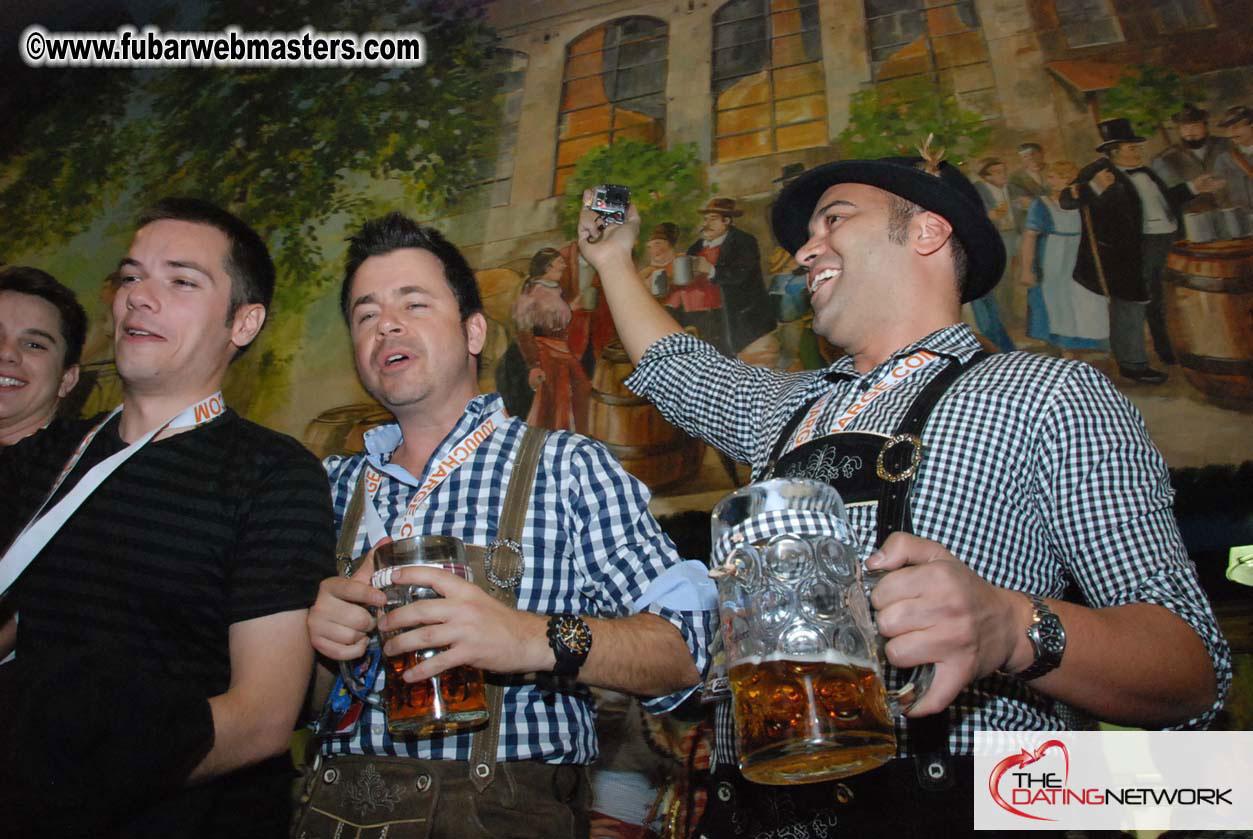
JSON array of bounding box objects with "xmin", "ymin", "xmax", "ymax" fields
[{"xmin": 3, "ymin": 0, "xmax": 1252, "ymax": 509}]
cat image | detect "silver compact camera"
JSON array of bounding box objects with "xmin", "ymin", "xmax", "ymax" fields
[{"xmin": 589, "ymin": 184, "xmax": 630, "ymax": 225}]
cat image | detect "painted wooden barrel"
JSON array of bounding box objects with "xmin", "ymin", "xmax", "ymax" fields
[
  {"xmin": 587, "ymin": 342, "xmax": 704, "ymax": 491},
  {"xmin": 1163, "ymin": 238, "xmax": 1253, "ymax": 410},
  {"xmin": 303, "ymin": 403, "xmax": 396, "ymax": 459}
]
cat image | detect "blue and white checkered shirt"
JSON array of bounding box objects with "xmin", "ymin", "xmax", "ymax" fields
[
  {"xmin": 319, "ymin": 393, "xmax": 713, "ymax": 764},
  {"xmin": 626, "ymin": 326, "xmax": 1230, "ymax": 755}
]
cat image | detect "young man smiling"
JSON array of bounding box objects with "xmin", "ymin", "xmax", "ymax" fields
[
  {"xmin": 0, "ymin": 266, "xmax": 86, "ymax": 448},
  {"xmin": 0, "ymin": 198, "xmax": 334, "ymax": 838},
  {"xmin": 0, "ymin": 267, "xmax": 88, "ymax": 663},
  {"xmin": 582, "ymin": 156, "xmax": 1228, "ymax": 836}
]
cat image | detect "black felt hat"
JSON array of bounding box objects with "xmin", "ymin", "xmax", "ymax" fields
[
  {"xmin": 1171, "ymin": 104, "xmax": 1208, "ymax": 124},
  {"xmin": 769, "ymin": 156, "xmax": 1006, "ymax": 302},
  {"xmin": 1096, "ymin": 117, "xmax": 1145, "ymax": 150},
  {"xmin": 1218, "ymin": 105, "xmax": 1252, "ymax": 128}
]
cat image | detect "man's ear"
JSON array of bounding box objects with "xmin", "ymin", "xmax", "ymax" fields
[
  {"xmin": 464, "ymin": 311, "xmax": 488, "ymax": 356},
  {"xmin": 230, "ymin": 303, "xmax": 267, "ymax": 350},
  {"xmin": 913, "ymin": 211, "xmax": 955, "ymax": 258},
  {"xmin": 57, "ymin": 363, "xmax": 80, "ymax": 399}
]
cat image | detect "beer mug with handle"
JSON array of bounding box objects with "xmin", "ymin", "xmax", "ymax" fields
[
  {"xmin": 711, "ymin": 478, "xmax": 933, "ymax": 785},
  {"xmin": 339, "ymin": 535, "xmax": 489, "ymax": 736}
]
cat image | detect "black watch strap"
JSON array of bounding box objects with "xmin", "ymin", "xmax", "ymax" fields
[{"xmin": 547, "ymin": 614, "xmax": 592, "ymax": 678}]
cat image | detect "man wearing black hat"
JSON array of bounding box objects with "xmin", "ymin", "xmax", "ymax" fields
[
  {"xmin": 683, "ymin": 197, "xmax": 775, "ymax": 358},
  {"xmin": 576, "ymin": 149, "xmax": 1227, "ymax": 835},
  {"xmin": 1151, "ymin": 104, "xmax": 1230, "ymax": 196},
  {"xmin": 1062, "ymin": 117, "xmax": 1224, "ymax": 384},
  {"xmin": 1215, "ymin": 105, "xmax": 1253, "ymax": 208}
]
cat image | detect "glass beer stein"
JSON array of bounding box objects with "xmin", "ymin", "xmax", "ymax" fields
[
  {"xmin": 711, "ymin": 478, "xmax": 933, "ymax": 785},
  {"xmin": 340, "ymin": 535, "xmax": 489, "ymax": 736}
]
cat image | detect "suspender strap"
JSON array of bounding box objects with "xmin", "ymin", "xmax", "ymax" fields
[
  {"xmin": 875, "ymin": 350, "xmax": 988, "ymax": 792},
  {"xmin": 875, "ymin": 351, "xmax": 989, "ymax": 547},
  {"xmin": 334, "ymin": 469, "xmax": 369, "ymax": 576},
  {"xmin": 465, "ymin": 424, "xmax": 547, "ymax": 792},
  {"xmin": 754, "ymin": 349, "xmax": 990, "ymax": 793}
]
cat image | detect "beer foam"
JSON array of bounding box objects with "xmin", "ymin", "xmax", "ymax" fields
[{"xmin": 730, "ymin": 649, "xmax": 875, "ymax": 670}]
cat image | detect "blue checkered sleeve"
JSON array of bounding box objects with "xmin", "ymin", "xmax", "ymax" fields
[{"xmin": 557, "ymin": 434, "xmax": 712, "ymax": 712}]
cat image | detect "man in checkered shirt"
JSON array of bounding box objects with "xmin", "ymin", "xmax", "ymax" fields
[
  {"xmin": 297, "ymin": 212, "xmax": 713, "ymax": 838},
  {"xmin": 579, "ymin": 156, "xmax": 1229, "ymax": 836}
]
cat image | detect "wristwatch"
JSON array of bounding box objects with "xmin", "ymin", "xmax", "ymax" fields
[
  {"xmin": 547, "ymin": 614, "xmax": 592, "ymax": 678},
  {"xmin": 1015, "ymin": 595, "xmax": 1066, "ymax": 681}
]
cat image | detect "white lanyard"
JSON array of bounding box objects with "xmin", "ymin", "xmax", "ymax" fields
[
  {"xmin": 0, "ymin": 392, "xmax": 226, "ymax": 596},
  {"xmin": 789, "ymin": 350, "xmax": 943, "ymax": 451},
  {"xmin": 361, "ymin": 408, "xmax": 507, "ymax": 544}
]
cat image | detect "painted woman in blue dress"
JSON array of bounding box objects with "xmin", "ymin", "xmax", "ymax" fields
[{"xmin": 1020, "ymin": 161, "xmax": 1110, "ymax": 354}]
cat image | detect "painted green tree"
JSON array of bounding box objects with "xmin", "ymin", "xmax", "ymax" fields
[
  {"xmin": 0, "ymin": 0, "xmax": 502, "ymax": 420},
  {"xmin": 836, "ymin": 77, "xmax": 990, "ymax": 166},
  {"xmin": 556, "ymin": 140, "xmax": 709, "ymax": 247},
  {"xmin": 1105, "ymin": 64, "xmax": 1205, "ymax": 145}
]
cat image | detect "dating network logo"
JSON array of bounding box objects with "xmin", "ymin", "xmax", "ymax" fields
[{"xmin": 987, "ymin": 736, "xmax": 1233, "ymax": 822}]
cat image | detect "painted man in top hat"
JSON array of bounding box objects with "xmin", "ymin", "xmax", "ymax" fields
[
  {"xmin": 1061, "ymin": 117, "xmax": 1224, "ymax": 384},
  {"xmin": 577, "ymin": 147, "xmax": 1227, "ymax": 835},
  {"xmin": 683, "ymin": 197, "xmax": 775, "ymax": 358},
  {"xmin": 1214, "ymin": 105, "xmax": 1253, "ymax": 208},
  {"xmin": 1151, "ymin": 104, "xmax": 1230, "ymax": 206}
]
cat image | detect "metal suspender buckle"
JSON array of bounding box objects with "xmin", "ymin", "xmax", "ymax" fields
[
  {"xmin": 875, "ymin": 433, "xmax": 924, "ymax": 482},
  {"xmin": 485, "ymin": 538, "xmax": 524, "ymax": 588}
]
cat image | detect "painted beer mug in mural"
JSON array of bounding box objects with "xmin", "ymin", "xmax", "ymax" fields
[
  {"xmin": 710, "ymin": 478, "xmax": 932, "ymax": 784},
  {"xmin": 340, "ymin": 536, "xmax": 489, "ymax": 736}
]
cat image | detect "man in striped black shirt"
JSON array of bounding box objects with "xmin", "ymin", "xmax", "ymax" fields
[
  {"xmin": 0, "ymin": 199, "xmax": 334, "ymax": 837},
  {"xmin": 581, "ymin": 158, "xmax": 1229, "ymax": 836}
]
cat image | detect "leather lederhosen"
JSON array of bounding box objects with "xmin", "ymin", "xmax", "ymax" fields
[
  {"xmin": 693, "ymin": 351, "xmax": 1001, "ymax": 839},
  {"xmin": 765, "ymin": 350, "xmax": 989, "ymax": 549}
]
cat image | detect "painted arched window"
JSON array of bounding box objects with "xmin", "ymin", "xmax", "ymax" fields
[
  {"xmin": 712, "ymin": 0, "xmax": 826, "ymax": 163},
  {"xmin": 864, "ymin": 0, "xmax": 1001, "ymax": 121},
  {"xmin": 554, "ymin": 17, "xmax": 668, "ymax": 194}
]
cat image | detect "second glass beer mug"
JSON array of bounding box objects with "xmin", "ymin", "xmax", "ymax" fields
[
  {"xmin": 340, "ymin": 535, "xmax": 489, "ymax": 736},
  {"xmin": 711, "ymin": 478, "xmax": 932, "ymax": 785}
]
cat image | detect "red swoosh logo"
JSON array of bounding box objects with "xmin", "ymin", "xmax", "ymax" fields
[{"xmin": 988, "ymin": 740, "xmax": 1069, "ymax": 821}]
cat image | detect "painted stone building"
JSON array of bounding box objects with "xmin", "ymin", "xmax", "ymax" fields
[{"xmin": 429, "ymin": 0, "xmax": 1252, "ymax": 271}]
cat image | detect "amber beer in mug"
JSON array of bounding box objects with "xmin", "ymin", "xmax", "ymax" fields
[
  {"xmin": 376, "ymin": 556, "xmax": 489, "ymax": 736},
  {"xmin": 384, "ymin": 653, "xmax": 487, "ymax": 734},
  {"xmin": 711, "ymin": 479, "xmax": 933, "ymax": 785},
  {"xmin": 340, "ymin": 536, "xmax": 490, "ymax": 736},
  {"xmin": 728, "ymin": 651, "xmax": 896, "ymax": 784}
]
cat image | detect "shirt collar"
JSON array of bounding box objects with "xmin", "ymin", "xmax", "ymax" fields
[
  {"xmin": 703, "ymin": 232, "xmax": 729, "ymax": 248},
  {"xmin": 361, "ymin": 393, "xmax": 505, "ymax": 485},
  {"xmin": 821, "ymin": 323, "xmax": 983, "ymax": 383}
]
